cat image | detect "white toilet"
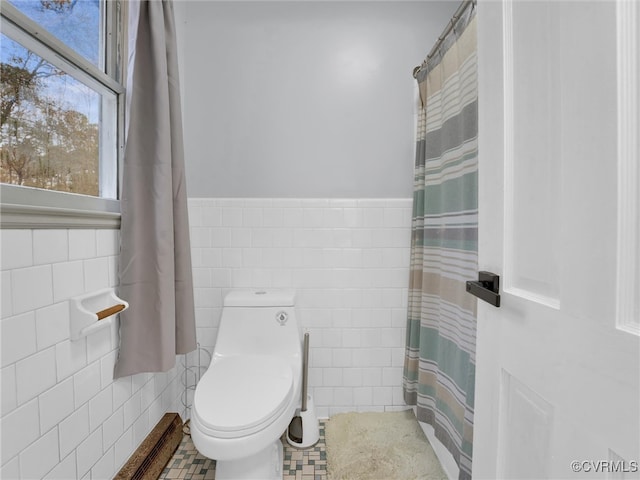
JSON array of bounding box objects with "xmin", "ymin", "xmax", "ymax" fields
[{"xmin": 191, "ymin": 290, "xmax": 302, "ymax": 480}]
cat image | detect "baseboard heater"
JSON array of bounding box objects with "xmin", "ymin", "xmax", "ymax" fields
[{"xmin": 114, "ymin": 413, "xmax": 183, "ymax": 480}]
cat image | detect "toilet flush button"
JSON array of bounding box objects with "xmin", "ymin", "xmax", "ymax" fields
[{"xmin": 276, "ymin": 311, "xmax": 288, "ymax": 325}]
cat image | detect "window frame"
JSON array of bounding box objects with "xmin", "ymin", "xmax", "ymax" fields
[{"xmin": 0, "ymin": 0, "xmax": 125, "ymax": 229}]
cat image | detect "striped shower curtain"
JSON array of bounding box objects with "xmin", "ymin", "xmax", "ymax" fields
[{"xmin": 403, "ymin": 10, "xmax": 477, "ymax": 480}]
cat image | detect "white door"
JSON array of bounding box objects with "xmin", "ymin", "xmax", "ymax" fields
[{"xmin": 474, "ymin": 1, "xmax": 640, "ymax": 478}]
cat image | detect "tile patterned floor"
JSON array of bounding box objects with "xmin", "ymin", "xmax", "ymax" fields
[{"xmin": 159, "ymin": 420, "xmax": 327, "ymax": 480}]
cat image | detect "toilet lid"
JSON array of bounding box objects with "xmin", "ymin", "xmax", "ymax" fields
[{"xmin": 194, "ymin": 355, "xmax": 293, "ymax": 436}]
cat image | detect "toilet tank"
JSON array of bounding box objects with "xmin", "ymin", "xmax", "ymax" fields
[{"xmin": 213, "ymin": 290, "xmax": 301, "ymax": 358}]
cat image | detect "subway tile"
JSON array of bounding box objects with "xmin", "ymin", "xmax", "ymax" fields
[
  {"xmin": 96, "ymin": 229, "xmax": 119, "ymax": 257},
  {"xmin": 323, "ymin": 368, "xmax": 343, "ymax": 387},
  {"xmin": 196, "ymin": 327, "xmax": 217, "ymax": 347},
  {"xmin": 194, "ymin": 288, "xmax": 218, "ymax": 308},
  {"xmin": 353, "ymin": 386, "xmax": 373, "ymax": 405},
  {"xmin": 331, "ymin": 229, "xmax": 352, "ymax": 248},
  {"xmin": 271, "ymin": 198, "xmax": 300, "ymax": 208},
  {"xmin": 84, "ymin": 257, "xmax": 110, "ymax": 292},
  {"xmin": 271, "ymin": 227, "xmax": 293, "ymax": 247},
  {"xmin": 282, "ymin": 207, "xmax": 303, "ymax": 226},
  {"xmin": 0, "ymin": 456, "xmax": 19, "ymax": 479},
  {"xmin": 140, "ymin": 378, "xmax": 155, "ymax": 411},
  {"xmin": 312, "ymin": 387, "xmax": 333, "ymax": 406},
  {"xmin": 242, "ymin": 207, "xmax": 263, "ymax": 227},
  {"xmin": 112, "ymin": 376, "xmax": 132, "ymax": 410},
  {"xmin": 56, "ymin": 339, "xmax": 87, "ymax": 381},
  {"xmin": 202, "ymin": 206, "xmax": 222, "ymax": 226},
  {"xmin": 35, "ymin": 302, "xmax": 69, "ymax": 350},
  {"xmin": 190, "ymin": 227, "xmax": 211, "ymax": 248},
  {"xmin": 19, "ymin": 426, "xmax": 60, "ymax": 480},
  {"xmin": 372, "ymin": 386, "xmax": 393, "ymax": 405},
  {"xmin": 383, "ymin": 208, "xmax": 407, "ymax": 228},
  {"xmin": 362, "ymin": 208, "xmax": 384, "ymax": 228},
  {"xmin": 107, "ymin": 255, "xmax": 119, "ymax": 287},
  {"xmin": 221, "ymin": 248, "xmax": 242, "ymax": 267},
  {"xmin": 76, "ymin": 428, "xmax": 103, "ymax": 478},
  {"xmin": 114, "ymin": 428, "xmax": 133, "ymax": 471},
  {"xmin": 200, "ymin": 248, "xmax": 222, "ymax": 267},
  {"xmin": 123, "ymin": 391, "xmax": 141, "ymax": 427},
  {"xmin": 391, "ymin": 347, "xmax": 405, "ymax": 367},
  {"xmin": 103, "ymin": 408, "xmax": 124, "ymax": 450},
  {"xmin": 1, "ymin": 230, "xmax": 33, "ymax": 270},
  {"xmin": 271, "ymin": 269, "xmax": 292, "ymax": 288},
  {"xmin": 52, "ymin": 261, "xmax": 84, "ymax": 303},
  {"xmin": 382, "ymin": 367, "xmax": 403, "ymax": 387},
  {"xmin": 211, "ymin": 227, "xmax": 231, "ymax": 247},
  {"xmin": 261, "ymin": 247, "xmax": 283, "ymax": 267},
  {"xmin": 392, "ymin": 386, "xmax": 405, "ymax": 406},
  {"xmin": 308, "ymin": 367, "xmax": 323, "ymax": 387},
  {"xmin": 33, "ymin": 230, "xmax": 68, "ymax": 265},
  {"xmin": 1, "ymin": 311, "xmax": 37, "ymax": 367},
  {"xmin": 1, "ymin": 271, "xmax": 12, "ymax": 318},
  {"xmin": 16, "ymin": 346, "xmax": 57, "ymax": 405},
  {"xmin": 74, "ymin": 361, "xmax": 102, "ymax": 408},
  {"xmin": 0, "ymin": 398, "xmax": 40, "ymax": 462},
  {"xmin": 229, "ymin": 227, "xmax": 252, "ymax": 247},
  {"xmin": 39, "ymin": 377, "xmax": 74, "ymax": 433},
  {"xmin": 58, "ymin": 405, "xmax": 89, "ymax": 457},
  {"xmin": 331, "ymin": 348, "xmax": 352, "ymax": 367},
  {"xmin": 333, "ymin": 387, "xmax": 354, "ymax": 406},
  {"xmin": 221, "ymin": 207, "xmax": 243, "ymax": 227},
  {"xmin": 89, "ymin": 386, "xmax": 113, "ymax": 432},
  {"xmin": 100, "ymin": 350, "xmax": 117, "ymax": 388},
  {"xmin": 91, "ymin": 446, "xmax": 115, "ymax": 480},
  {"xmin": 262, "ymin": 207, "xmax": 283, "ymax": 227},
  {"xmin": 384, "ymin": 198, "xmax": 412, "ymax": 208},
  {"xmin": 69, "ymin": 230, "xmax": 97, "ymax": 260},
  {"xmin": 362, "ymin": 365, "xmax": 382, "ymax": 387},
  {"xmin": 252, "ymin": 228, "xmax": 274, "ymax": 247},
  {"xmin": 12, "ymin": 265, "xmax": 53, "ymax": 314},
  {"xmin": 240, "ymin": 248, "xmax": 262, "ymax": 268},
  {"xmin": 343, "ymin": 208, "xmax": 363, "ymax": 228},
  {"xmin": 310, "ymin": 348, "xmax": 331, "ymax": 368},
  {"xmin": 192, "ymin": 268, "xmax": 212, "ymax": 287},
  {"xmin": 195, "ymin": 307, "xmax": 216, "ymax": 327},
  {"xmin": 361, "ymin": 328, "xmax": 381, "ymax": 348},
  {"xmin": 342, "ymin": 329, "xmax": 361, "ymax": 348},
  {"xmin": 86, "ymin": 326, "xmax": 112, "ymax": 364},
  {"xmin": 301, "ymin": 199, "xmax": 329, "ymax": 208},
  {"xmin": 1, "ymin": 365, "xmax": 16, "ymax": 415},
  {"xmin": 343, "ymin": 368, "xmax": 364, "ymax": 387},
  {"xmin": 46, "ymin": 452, "xmax": 77, "ymax": 479},
  {"xmin": 132, "ymin": 409, "xmax": 150, "ymax": 447}
]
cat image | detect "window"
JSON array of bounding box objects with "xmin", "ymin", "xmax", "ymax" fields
[{"xmin": 0, "ymin": 0, "xmax": 124, "ymax": 227}]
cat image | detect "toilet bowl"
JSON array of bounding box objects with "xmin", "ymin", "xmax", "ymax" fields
[{"xmin": 191, "ymin": 290, "xmax": 302, "ymax": 480}]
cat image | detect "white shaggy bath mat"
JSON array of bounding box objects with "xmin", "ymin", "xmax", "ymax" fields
[{"xmin": 325, "ymin": 410, "xmax": 447, "ymax": 480}]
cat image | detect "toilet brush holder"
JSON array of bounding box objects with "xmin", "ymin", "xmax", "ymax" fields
[{"xmin": 287, "ymin": 394, "xmax": 319, "ymax": 449}]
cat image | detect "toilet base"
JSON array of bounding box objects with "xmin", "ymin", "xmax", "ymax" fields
[{"xmin": 215, "ymin": 440, "xmax": 283, "ymax": 480}]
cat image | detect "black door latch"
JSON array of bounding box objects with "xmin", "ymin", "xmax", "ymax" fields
[{"xmin": 466, "ymin": 271, "xmax": 501, "ymax": 307}]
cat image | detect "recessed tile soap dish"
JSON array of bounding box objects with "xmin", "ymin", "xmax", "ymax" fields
[{"xmin": 69, "ymin": 288, "xmax": 129, "ymax": 341}]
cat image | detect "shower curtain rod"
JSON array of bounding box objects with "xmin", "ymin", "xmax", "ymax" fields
[{"xmin": 412, "ymin": 0, "xmax": 476, "ymax": 79}]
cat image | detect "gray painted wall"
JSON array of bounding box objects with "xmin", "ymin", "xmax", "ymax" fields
[{"xmin": 179, "ymin": 1, "xmax": 458, "ymax": 198}]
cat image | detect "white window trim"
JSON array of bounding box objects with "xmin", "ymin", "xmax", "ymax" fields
[{"xmin": 0, "ymin": 0, "xmax": 125, "ymax": 230}]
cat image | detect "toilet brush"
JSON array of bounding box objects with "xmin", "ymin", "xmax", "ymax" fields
[{"xmin": 287, "ymin": 332, "xmax": 319, "ymax": 448}]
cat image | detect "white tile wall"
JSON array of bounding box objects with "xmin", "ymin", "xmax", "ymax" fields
[
  {"xmin": 187, "ymin": 198, "xmax": 413, "ymax": 417},
  {"xmin": 0, "ymin": 229, "xmax": 184, "ymax": 479}
]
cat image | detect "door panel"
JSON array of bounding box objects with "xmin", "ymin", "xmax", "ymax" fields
[{"xmin": 475, "ymin": 1, "xmax": 640, "ymax": 478}]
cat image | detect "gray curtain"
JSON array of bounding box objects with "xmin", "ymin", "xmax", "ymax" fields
[{"xmin": 114, "ymin": 0, "xmax": 197, "ymax": 378}]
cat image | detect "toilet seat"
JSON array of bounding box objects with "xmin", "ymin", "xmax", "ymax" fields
[{"xmin": 193, "ymin": 355, "xmax": 294, "ymax": 439}]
